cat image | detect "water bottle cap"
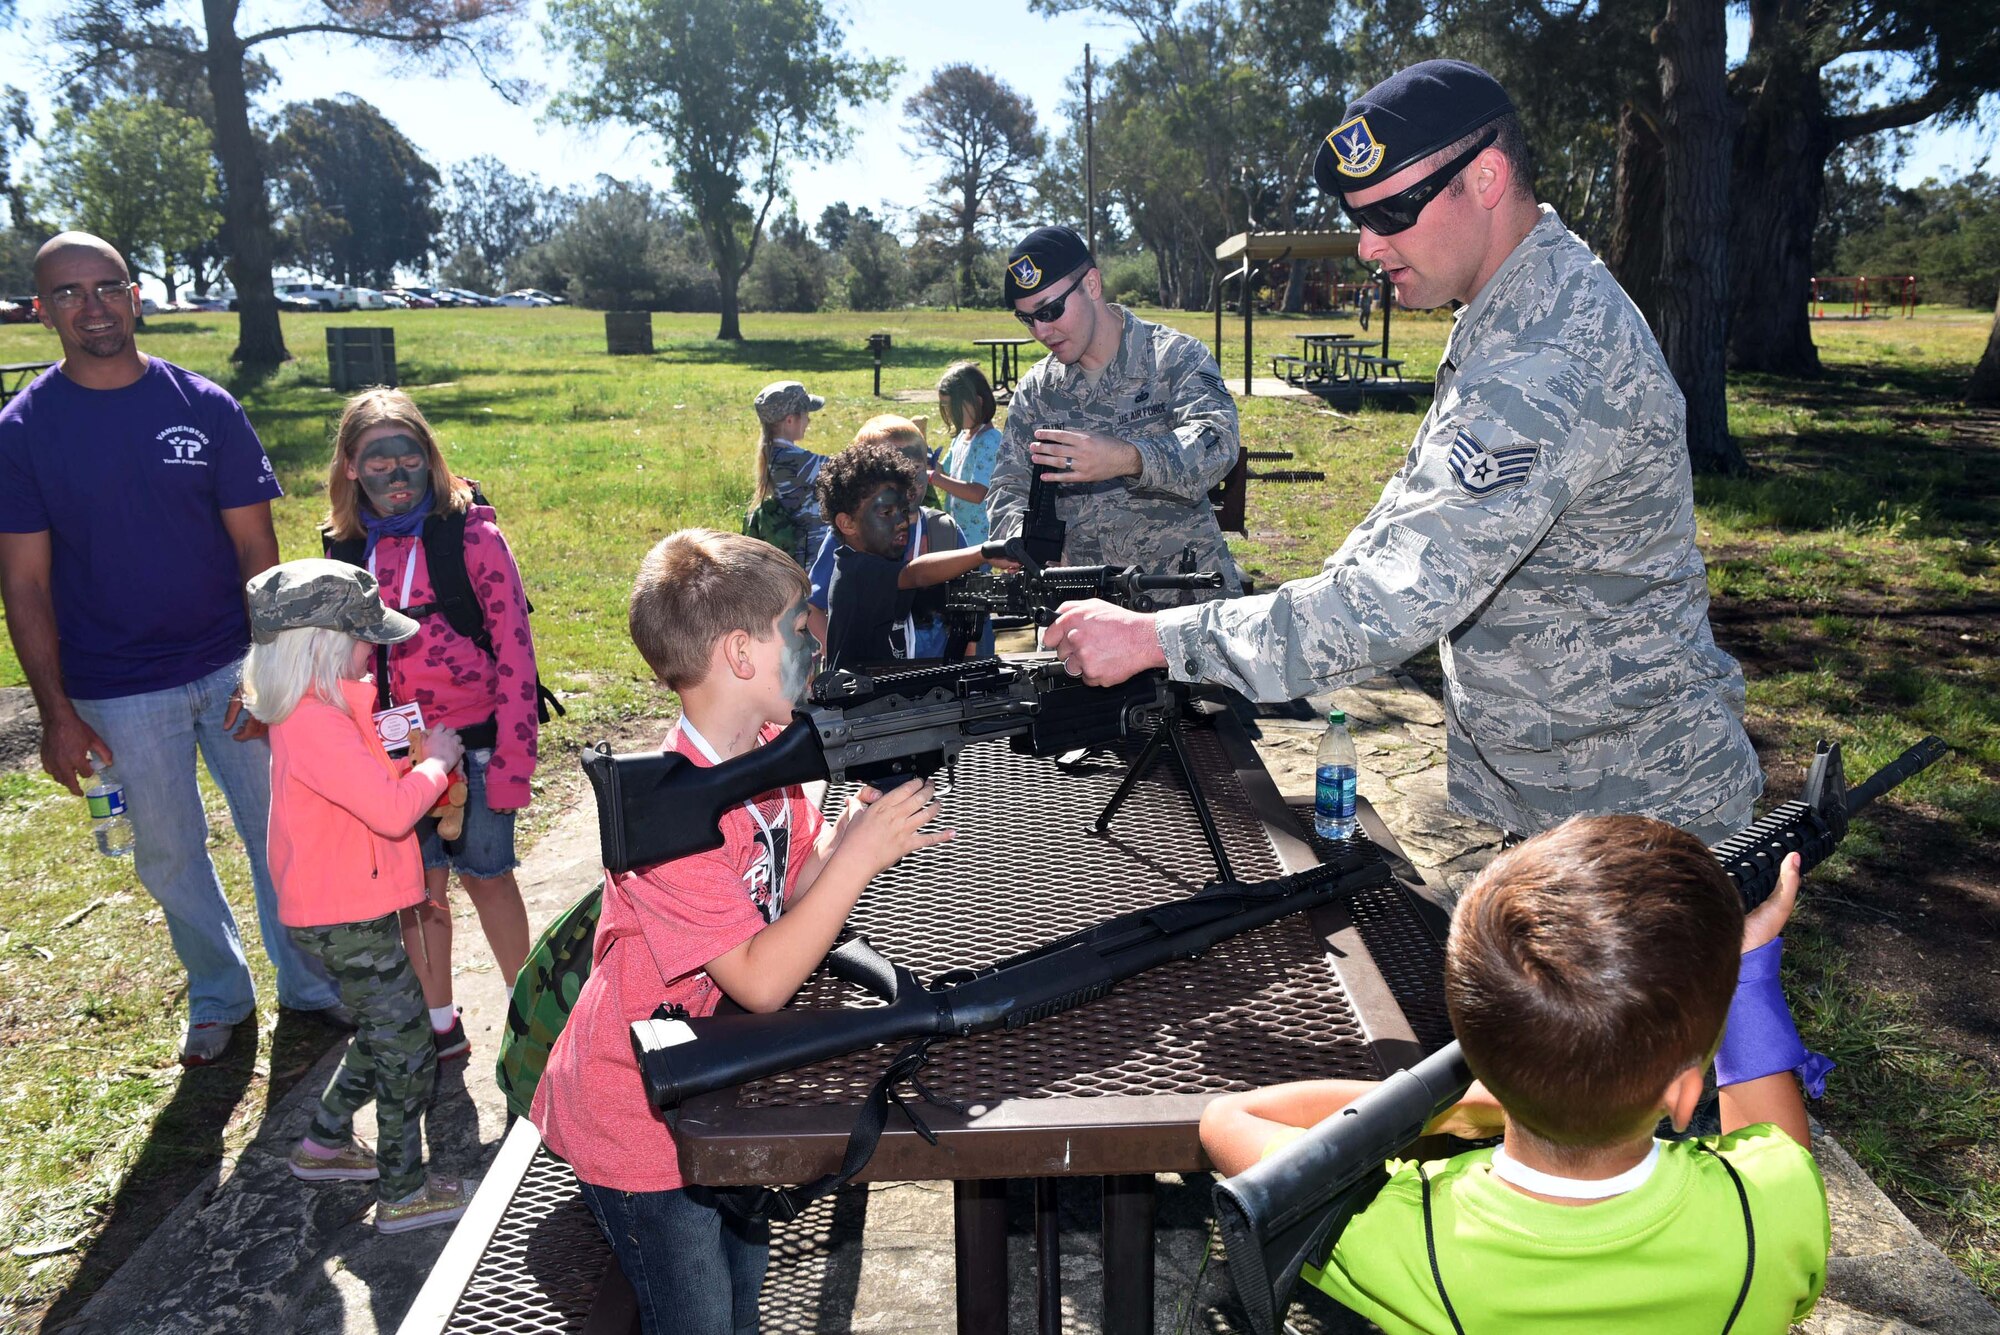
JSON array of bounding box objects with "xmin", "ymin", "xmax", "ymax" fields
[{"xmin": 1327, "ymin": 709, "xmax": 1346, "ymax": 725}]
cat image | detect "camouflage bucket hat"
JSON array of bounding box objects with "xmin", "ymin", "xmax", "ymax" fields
[
  {"xmin": 247, "ymin": 558, "xmax": 421, "ymax": 645},
  {"xmin": 753, "ymin": 380, "xmax": 826, "ymax": 423}
]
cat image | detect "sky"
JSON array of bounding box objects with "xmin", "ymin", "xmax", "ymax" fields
[{"xmin": 2, "ymin": 0, "xmax": 1990, "ymax": 272}]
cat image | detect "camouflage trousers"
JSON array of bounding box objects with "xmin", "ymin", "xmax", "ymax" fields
[{"xmin": 288, "ymin": 913, "xmax": 437, "ymax": 1201}]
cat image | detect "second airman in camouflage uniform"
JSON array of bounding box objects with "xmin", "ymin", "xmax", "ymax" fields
[{"xmin": 987, "ymin": 226, "xmax": 1241, "ymax": 604}]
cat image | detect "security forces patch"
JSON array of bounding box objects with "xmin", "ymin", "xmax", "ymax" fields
[
  {"xmin": 1447, "ymin": 427, "xmax": 1537, "ymax": 497},
  {"xmin": 1326, "ymin": 115, "xmax": 1387, "ymax": 179},
  {"xmin": 1009, "ymin": 255, "xmax": 1043, "ymax": 291}
]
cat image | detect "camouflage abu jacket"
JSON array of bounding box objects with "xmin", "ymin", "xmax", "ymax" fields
[
  {"xmin": 1155, "ymin": 207, "xmax": 1762, "ymax": 834},
  {"xmin": 987, "ymin": 305, "xmax": 1242, "ymax": 604}
]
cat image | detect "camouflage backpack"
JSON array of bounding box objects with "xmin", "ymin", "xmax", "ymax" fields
[
  {"xmin": 742, "ymin": 495, "xmax": 800, "ymax": 560},
  {"xmin": 495, "ymin": 882, "xmax": 603, "ymax": 1120}
]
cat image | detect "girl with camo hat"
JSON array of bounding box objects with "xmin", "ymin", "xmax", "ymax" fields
[
  {"xmin": 744, "ymin": 378, "xmax": 829, "ymax": 567},
  {"xmin": 241, "ymin": 558, "xmax": 476, "ymax": 1234}
]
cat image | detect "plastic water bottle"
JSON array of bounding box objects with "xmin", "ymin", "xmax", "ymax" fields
[
  {"xmin": 1314, "ymin": 708, "xmax": 1359, "ymax": 841},
  {"xmin": 86, "ymin": 776, "xmax": 135, "ymax": 858}
]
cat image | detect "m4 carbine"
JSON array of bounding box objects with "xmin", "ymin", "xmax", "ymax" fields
[
  {"xmin": 580, "ymin": 655, "xmax": 1176, "ymax": 874},
  {"xmin": 1212, "ymin": 735, "xmax": 1949, "ymax": 1335}
]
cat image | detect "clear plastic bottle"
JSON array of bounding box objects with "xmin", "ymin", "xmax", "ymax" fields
[
  {"xmin": 86, "ymin": 775, "xmax": 135, "ymax": 858},
  {"xmin": 1314, "ymin": 708, "xmax": 1359, "ymax": 841}
]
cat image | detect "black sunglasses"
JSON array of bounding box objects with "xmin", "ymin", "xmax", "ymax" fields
[
  {"xmin": 1337, "ymin": 127, "xmax": 1499, "ymax": 236},
  {"xmin": 1013, "ymin": 268, "xmax": 1091, "ymax": 327}
]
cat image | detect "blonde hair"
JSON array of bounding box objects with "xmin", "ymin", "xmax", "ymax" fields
[
  {"xmin": 751, "ymin": 416, "xmax": 784, "ymax": 508},
  {"xmin": 323, "ymin": 388, "xmax": 474, "ymax": 541},
  {"xmin": 630, "ymin": 529, "xmax": 810, "ymax": 690},
  {"xmin": 936, "ymin": 361, "xmax": 996, "ymax": 436},
  {"xmin": 854, "ymin": 414, "xmax": 927, "ymax": 455},
  {"xmin": 242, "ymin": 626, "xmax": 361, "ymax": 726}
]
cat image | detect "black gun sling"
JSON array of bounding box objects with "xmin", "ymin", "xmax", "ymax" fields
[{"xmin": 1415, "ymin": 1142, "xmax": 1754, "ymax": 1335}]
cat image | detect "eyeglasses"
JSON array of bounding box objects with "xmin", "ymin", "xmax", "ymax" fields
[
  {"xmin": 43, "ymin": 280, "xmax": 136, "ymax": 312},
  {"xmin": 1013, "ymin": 269, "xmax": 1091, "ymax": 327},
  {"xmin": 1336, "ymin": 128, "xmax": 1499, "ymax": 237}
]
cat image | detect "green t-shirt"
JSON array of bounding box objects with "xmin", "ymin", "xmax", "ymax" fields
[{"xmin": 1304, "ymin": 1125, "xmax": 1828, "ymax": 1334}]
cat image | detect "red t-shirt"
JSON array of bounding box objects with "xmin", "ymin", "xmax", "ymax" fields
[{"xmin": 531, "ymin": 720, "xmax": 822, "ymax": 1192}]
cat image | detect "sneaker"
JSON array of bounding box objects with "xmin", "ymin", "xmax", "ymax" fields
[
  {"xmin": 433, "ymin": 1010, "xmax": 470, "ymax": 1062},
  {"xmin": 375, "ymin": 1175, "xmax": 478, "ymax": 1235},
  {"xmin": 179, "ymin": 1020, "xmax": 235, "ymax": 1067},
  {"xmin": 289, "ymin": 1137, "xmax": 380, "ymax": 1183}
]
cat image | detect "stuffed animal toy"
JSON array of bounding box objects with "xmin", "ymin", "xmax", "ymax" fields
[{"xmin": 410, "ymin": 729, "xmax": 469, "ymax": 840}]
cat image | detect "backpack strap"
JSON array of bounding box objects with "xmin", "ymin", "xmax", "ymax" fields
[{"xmin": 420, "ymin": 508, "xmax": 492, "ymax": 656}]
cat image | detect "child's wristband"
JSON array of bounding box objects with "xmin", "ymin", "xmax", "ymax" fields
[{"xmin": 1715, "ymin": 937, "xmax": 1835, "ymax": 1097}]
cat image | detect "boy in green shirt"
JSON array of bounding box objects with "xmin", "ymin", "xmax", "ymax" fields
[{"xmin": 1202, "ymin": 815, "xmax": 1832, "ymax": 1334}]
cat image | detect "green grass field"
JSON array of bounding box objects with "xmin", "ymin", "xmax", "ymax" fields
[{"xmin": 0, "ymin": 303, "xmax": 1994, "ymax": 1324}]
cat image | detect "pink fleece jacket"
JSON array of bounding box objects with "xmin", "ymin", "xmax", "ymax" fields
[
  {"xmin": 365, "ymin": 502, "xmax": 540, "ymax": 809},
  {"xmin": 267, "ymin": 678, "xmax": 451, "ymax": 928}
]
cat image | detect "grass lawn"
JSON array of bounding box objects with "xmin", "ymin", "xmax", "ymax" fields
[{"xmin": 0, "ymin": 302, "xmax": 1994, "ymax": 1324}]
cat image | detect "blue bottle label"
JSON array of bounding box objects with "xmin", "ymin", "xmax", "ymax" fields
[{"xmin": 1315, "ymin": 764, "xmax": 1357, "ymax": 821}]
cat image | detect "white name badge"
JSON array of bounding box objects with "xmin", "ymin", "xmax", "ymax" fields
[{"xmin": 373, "ymin": 701, "xmax": 425, "ymax": 756}]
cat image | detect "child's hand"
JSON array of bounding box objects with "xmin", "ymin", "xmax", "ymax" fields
[
  {"xmin": 422, "ymin": 726, "xmax": 465, "ymax": 773},
  {"xmin": 839, "ymin": 778, "xmax": 953, "ymax": 875},
  {"xmin": 1426, "ymin": 1080, "xmax": 1506, "ymax": 1140},
  {"xmin": 1742, "ymin": 851, "xmax": 1802, "ymax": 954}
]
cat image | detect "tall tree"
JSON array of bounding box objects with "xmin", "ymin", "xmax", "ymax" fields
[
  {"xmin": 1967, "ymin": 293, "xmax": 2000, "ymax": 407},
  {"xmin": 1652, "ymin": 0, "xmax": 1743, "ymax": 473},
  {"xmin": 545, "ymin": 0, "xmax": 895, "ymax": 340},
  {"xmin": 440, "ymin": 155, "xmax": 569, "ymax": 288},
  {"xmin": 904, "ymin": 65, "xmax": 1043, "ymax": 306},
  {"xmin": 35, "ymin": 95, "xmax": 220, "ymax": 300},
  {"xmin": 269, "ymin": 97, "xmax": 440, "ymax": 286},
  {"xmin": 56, "ymin": 0, "xmax": 522, "ymax": 367},
  {"xmin": 1725, "ymin": 0, "xmax": 2000, "ymax": 375}
]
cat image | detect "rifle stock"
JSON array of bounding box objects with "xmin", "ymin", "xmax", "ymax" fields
[{"xmin": 1214, "ymin": 736, "xmax": 1948, "ymax": 1335}]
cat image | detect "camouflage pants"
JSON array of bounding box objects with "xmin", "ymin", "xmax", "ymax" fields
[{"xmin": 288, "ymin": 913, "xmax": 437, "ymax": 1201}]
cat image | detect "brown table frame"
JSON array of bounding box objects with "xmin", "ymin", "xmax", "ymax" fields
[
  {"xmin": 973, "ymin": 337, "xmax": 1034, "ymax": 392},
  {"xmin": 673, "ymin": 711, "xmax": 1431, "ymax": 1334}
]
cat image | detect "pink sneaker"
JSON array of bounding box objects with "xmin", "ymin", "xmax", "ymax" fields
[
  {"xmin": 289, "ymin": 1137, "xmax": 379, "ymax": 1183},
  {"xmin": 375, "ymin": 1175, "xmax": 479, "ymax": 1235}
]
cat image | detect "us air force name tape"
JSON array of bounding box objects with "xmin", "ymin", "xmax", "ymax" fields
[
  {"xmin": 1004, "ymin": 225, "xmax": 1094, "ymax": 305},
  {"xmin": 1314, "ymin": 59, "xmax": 1515, "ymax": 198}
]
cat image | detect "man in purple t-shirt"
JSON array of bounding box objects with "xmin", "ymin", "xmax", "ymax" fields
[{"xmin": 0, "ymin": 233, "xmax": 341, "ymax": 1065}]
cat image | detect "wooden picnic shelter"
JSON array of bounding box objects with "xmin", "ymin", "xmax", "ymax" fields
[{"xmin": 1213, "ymin": 230, "xmax": 1391, "ymax": 395}]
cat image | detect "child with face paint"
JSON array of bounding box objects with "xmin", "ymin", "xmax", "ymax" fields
[
  {"xmin": 816, "ymin": 441, "xmax": 997, "ymax": 674},
  {"xmin": 532, "ymin": 529, "xmax": 951, "ymax": 1333},
  {"xmin": 321, "ymin": 388, "xmax": 540, "ymax": 1063}
]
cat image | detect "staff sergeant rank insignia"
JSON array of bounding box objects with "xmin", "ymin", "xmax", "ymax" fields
[
  {"xmin": 1009, "ymin": 254, "xmax": 1043, "ymax": 291},
  {"xmin": 1326, "ymin": 115, "xmax": 1386, "ymax": 178},
  {"xmin": 1447, "ymin": 427, "xmax": 1538, "ymax": 497}
]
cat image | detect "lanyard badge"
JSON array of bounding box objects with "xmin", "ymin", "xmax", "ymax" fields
[{"xmin": 374, "ymin": 701, "xmax": 425, "ymax": 757}]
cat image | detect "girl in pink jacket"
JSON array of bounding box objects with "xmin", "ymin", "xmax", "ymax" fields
[
  {"xmin": 320, "ymin": 389, "xmax": 542, "ymax": 1063},
  {"xmin": 242, "ymin": 559, "xmax": 474, "ymax": 1235}
]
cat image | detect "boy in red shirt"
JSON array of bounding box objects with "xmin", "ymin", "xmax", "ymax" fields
[{"xmin": 532, "ymin": 529, "xmax": 951, "ymax": 1334}]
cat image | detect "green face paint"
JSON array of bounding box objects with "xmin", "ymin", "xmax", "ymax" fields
[
  {"xmin": 778, "ymin": 596, "xmax": 815, "ymax": 705},
  {"xmin": 852, "ymin": 483, "xmax": 912, "ymax": 559},
  {"xmin": 354, "ymin": 433, "xmax": 431, "ymax": 515}
]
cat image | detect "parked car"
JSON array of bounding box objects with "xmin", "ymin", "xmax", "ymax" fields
[
  {"xmin": 175, "ymin": 294, "xmax": 230, "ymax": 312},
  {"xmin": 348, "ymin": 287, "xmax": 391, "ymax": 310},
  {"xmin": 233, "ymin": 294, "xmax": 322, "ymax": 313},
  {"xmin": 442, "ymin": 287, "xmax": 497, "ymax": 307},
  {"xmin": 387, "ymin": 287, "xmax": 437, "ymax": 308},
  {"xmin": 275, "ymin": 282, "xmax": 357, "ymax": 311},
  {"xmin": 140, "ymin": 296, "xmax": 161, "ymax": 317},
  {"xmin": 374, "ymin": 291, "xmax": 409, "ymax": 309},
  {"xmin": 516, "ymin": 287, "xmax": 568, "ymax": 305},
  {"xmin": 496, "ymin": 291, "xmax": 552, "ymax": 307}
]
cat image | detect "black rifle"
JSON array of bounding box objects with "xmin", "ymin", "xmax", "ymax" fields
[
  {"xmin": 945, "ymin": 558, "xmax": 1226, "ymax": 630},
  {"xmin": 630, "ymin": 839, "xmax": 1396, "ymax": 1114},
  {"xmin": 1213, "ymin": 735, "xmax": 1948, "ymax": 1335},
  {"xmin": 581, "ymin": 655, "xmax": 1240, "ymax": 879}
]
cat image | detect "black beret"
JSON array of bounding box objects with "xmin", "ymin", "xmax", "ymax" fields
[
  {"xmin": 1003, "ymin": 225, "xmax": 1094, "ymax": 305},
  {"xmin": 1314, "ymin": 59, "xmax": 1515, "ymax": 198}
]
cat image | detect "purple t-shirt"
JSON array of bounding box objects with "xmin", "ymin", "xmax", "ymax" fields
[{"xmin": 0, "ymin": 359, "xmax": 283, "ymax": 699}]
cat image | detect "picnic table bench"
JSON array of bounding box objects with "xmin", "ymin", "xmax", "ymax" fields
[
  {"xmin": 406, "ymin": 708, "xmax": 1452, "ymax": 1335},
  {"xmin": 972, "ymin": 337, "xmax": 1034, "ymax": 392}
]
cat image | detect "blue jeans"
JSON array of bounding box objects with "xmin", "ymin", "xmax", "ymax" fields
[
  {"xmin": 578, "ymin": 1180, "xmax": 768, "ymax": 1335},
  {"xmin": 417, "ymin": 749, "xmax": 519, "ymax": 878},
  {"xmin": 72, "ymin": 658, "xmax": 338, "ymax": 1022}
]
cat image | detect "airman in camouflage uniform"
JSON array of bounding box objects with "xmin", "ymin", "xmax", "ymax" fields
[
  {"xmin": 988, "ymin": 226, "xmax": 1241, "ymax": 605},
  {"xmin": 1046, "ymin": 63, "xmax": 1762, "ymax": 841},
  {"xmin": 289, "ymin": 914, "xmax": 436, "ymax": 1200}
]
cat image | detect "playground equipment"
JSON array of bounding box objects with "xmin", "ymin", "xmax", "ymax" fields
[{"xmin": 1810, "ymin": 274, "xmax": 1918, "ymax": 320}]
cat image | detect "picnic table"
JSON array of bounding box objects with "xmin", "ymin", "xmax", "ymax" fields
[
  {"xmin": 406, "ymin": 701, "xmax": 1451, "ymax": 1335},
  {"xmin": 0, "ymin": 361, "xmax": 54, "ymax": 404},
  {"xmin": 972, "ymin": 337, "xmax": 1034, "ymax": 392},
  {"xmin": 1270, "ymin": 334, "xmax": 1375, "ymax": 386}
]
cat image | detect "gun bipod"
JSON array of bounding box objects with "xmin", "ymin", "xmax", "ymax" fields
[{"xmin": 1095, "ymin": 699, "xmax": 1235, "ymax": 883}]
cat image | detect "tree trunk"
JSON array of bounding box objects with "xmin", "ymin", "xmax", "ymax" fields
[
  {"xmin": 1281, "ymin": 260, "xmax": 1306, "ymax": 314},
  {"xmin": 1654, "ymin": 0, "xmax": 1744, "ymax": 475},
  {"xmin": 1605, "ymin": 100, "xmax": 1665, "ymax": 331},
  {"xmin": 203, "ymin": 0, "xmax": 286, "ymax": 367},
  {"xmin": 1725, "ymin": 58, "xmax": 1829, "ymax": 375},
  {"xmin": 717, "ymin": 262, "xmax": 742, "ymax": 340},
  {"xmin": 1968, "ymin": 291, "xmax": 2000, "ymax": 407}
]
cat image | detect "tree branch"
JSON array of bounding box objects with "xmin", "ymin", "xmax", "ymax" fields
[{"xmin": 1830, "ymin": 84, "xmax": 1954, "ymax": 142}]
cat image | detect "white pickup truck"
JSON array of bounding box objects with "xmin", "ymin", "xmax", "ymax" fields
[{"xmin": 275, "ymin": 282, "xmax": 358, "ymax": 311}]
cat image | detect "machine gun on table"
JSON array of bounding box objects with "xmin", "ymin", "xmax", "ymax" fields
[
  {"xmin": 582, "ymin": 654, "xmax": 1244, "ymax": 881},
  {"xmin": 1212, "ymin": 735, "xmax": 1949, "ymax": 1335},
  {"xmin": 944, "ymin": 549, "xmax": 1225, "ymax": 638}
]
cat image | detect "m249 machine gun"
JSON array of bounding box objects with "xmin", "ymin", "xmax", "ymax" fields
[
  {"xmin": 581, "ymin": 655, "xmax": 1244, "ymax": 881},
  {"xmin": 945, "ymin": 552, "xmax": 1225, "ymax": 631},
  {"xmin": 1212, "ymin": 735, "xmax": 1949, "ymax": 1335}
]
